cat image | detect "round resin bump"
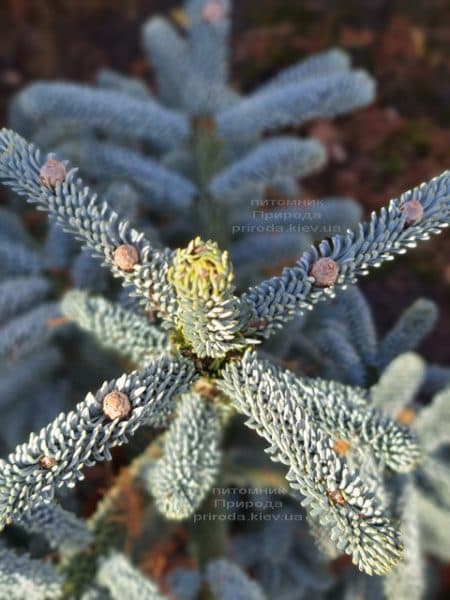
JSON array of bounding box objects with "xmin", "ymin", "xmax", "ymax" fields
[
  {"xmin": 402, "ymin": 199, "xmax": 424, "ymax": 225},
  {"xmin": 202, "ymin": 0, "xmax": 226, "ymax": 23},
  {"xmin": 102, "ymin": 390, "xmax": 132, "ymax": 420},
  {"xmin": 39, "ymin": 159, "xmax": 67, "ymax": 187},
  {"xmin": 113, "ymin": 244, "xmax": 140, "ymax": 272},
  {"xmin": 333, "ymin": 438, "xmax": 351, "ymax": 456},
  {"xmin": 396, "ymin": 407, "xmax": 417, "ymax": 426},
  {"xmin": 310, "ymin": 257, "xmax": 339, "ymax": 287},
  {"xmin": 327, "ymin": 488, "xmax": 346, "ymax": 506},
  {"xmin": 39, "ymin": 455, "xmax": 57, "ymax": 469}
]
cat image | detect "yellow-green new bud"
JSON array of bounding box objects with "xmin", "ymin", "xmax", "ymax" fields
[{"xmin": 168, "ymin": 238, "xmax": 246, "ymax": 359}]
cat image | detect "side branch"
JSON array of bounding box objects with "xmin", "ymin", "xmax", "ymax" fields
[
  {"xmin": 242, "ymin": 171, "xmax": 450, "ymax": 338},
  {"xmin": 0, "ymin": 128, "xmax": 177, "ymax": 319},
  {"xmin": 0, "ymin": 357, "xmax": 197, "ymax": 527}
]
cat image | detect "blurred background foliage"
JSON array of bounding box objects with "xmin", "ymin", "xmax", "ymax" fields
[
  {"xmin": 1, "ymin": 0, "xmax": 449, "ymax": 367},
  {"xmin": 1, "ymin": 1, "xmax": 450, "ymax": 595}
]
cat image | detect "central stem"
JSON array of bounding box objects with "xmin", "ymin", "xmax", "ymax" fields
[
  {"xmin": 190, "ymin": 488, "xmax": 228, "ymax": 569},
  {"xmin": 191, "ymin": 116, "xmax": 229, "ymax": 247}
]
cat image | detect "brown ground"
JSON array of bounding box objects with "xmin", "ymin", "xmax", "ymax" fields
[{"xmin": 0, "ymin": 0, "xmax": 449, "ymax": 364}]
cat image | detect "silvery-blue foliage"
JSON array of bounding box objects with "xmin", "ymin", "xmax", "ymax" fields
[
  {"xmin": 0, "ymin": 195, "xmax": 124, "ymax": 443},
  {"xmin": 377, "ymin": 299, "xmax": 438, "ymax": 370},
  {"xmin": 70, "ymin": 248, "xmax": 108, "ymax": 293},
  {"xmin": 383, "ymin": 479, "xmax": 424, "ymax": 600},
  {"xmin": 325, "ymin": 348, "xmax": 450, "ymax": 600},
  {"xmin": 218, "ymin": 352, "xmax": 407, "ymax": 575},
  {"xmin": 0, "ymin": 214, "xmax": 76, "ymax": 454},
  {"xmin": 305, "ymin": 315, "xmax": 450, "ymax": 597},
  {"xmin": 17, "ymin": 502, "xmax": 92, "ymax": 557},
  {"xmin": 0, "ymin": 123, "xmax": 449, "ymax": 595},
  {"xmin": 0, "ymin": 238, "xmax": 42, "ymax": 277},
  {"xmin": 423, "ymin": 363, "xmax": 450, "ymax": 396},
  {"xmin": 96, "ymin": 68, "xmax": 151, "ymax": 100},
  {"xmin": 0, "ymin": 1, "xmax": 449, "ymax": 597},
  {"xmin": 11, "ymin": 83, "xmax": 189, "ymax": 150},
  {"xmin": 299, "ymin": 285, "xmax": 444, "ymax": 391},
  {"xmin": 209, "ymin": 137, "xmax": 326, "ymax": 202},
  {"xmin": 0, "ymin": 378, "xmax": 72, "ymax": 452},
  {"xmin": 43, "ymin": 218, "xmax": 79, "ymax": 271},
  {"xmin": 0, "ymin": 276, "xmax": 50, "ymax": 326},
  {"xmin": 9, "ymin": 0, "xmax": 376, "ymax": 282},
  {"xmin": 230, "ymin": 231, "xmax": 312, "ymax": 266},
  {"xmin": 165, "ymin": 567, "xmax": 202, "ymax": 600},
  {"xmin": 231, "ymin": 507, "xmax": 334, "ymax": 600},
  {"xmin": 55, "ymin": 138, "xmax": 196, "ymax": 212},
  {"xmin": 0, "ymin": 206, "xmax": 33, "ymax": 243},
  {"xmin": 216, "ymin": 70, "xmax": 375, "ymax": 141},
  {"xmin": 0, "ymin": 357, "xmax": 196, "ymax": 527},
  {"xmin": 0, "ymin": 346, "xmax": 62, "ymax": 413},
  {"xmin": 415, "ymin": 386, "xmax": 450, "ymax": 452},
  {"xmin": 0, "ymin": 545, "xmax": 65, "ymax": 599},
  {"xmin": 233, "ymin": 196, "xmax": 363, "ymax": 238},
  {"xmin": 0, "ymin": 302, "xmax": 60, "ymax": 363},
  {"xmin": 288, "ymin": 288, "xmax": 450, "ymax": 599},
  {"xmin": 242, "ymin": 171, "xmax": 449, "ymax": 339},
  {"xmin": 371, "ymin": 353, "xmax": 425, "ymax": 416},
  {"xmin": 96, "ymin": 552, "xmax": 168, "ymax": 599},
  {"xmin": 147, "ymin": 392, "xmax": 221, "ymax": 519},
  {"xmin": 61, "ymin": 290, "xmax": 170, "ymax": 366},
  {"xmin": 206, "ymin": 558, "xmax": 267, "ymax": 600}
]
